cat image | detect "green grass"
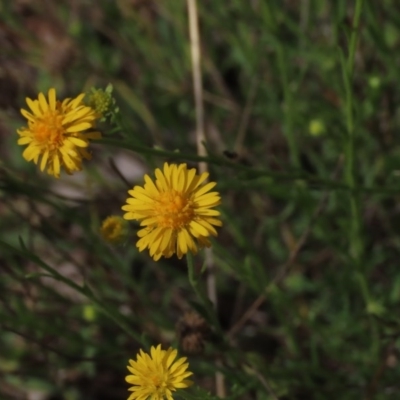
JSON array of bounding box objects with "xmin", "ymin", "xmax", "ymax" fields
[{"xmin": 1, "ymin": 0, "xmax": 400, "ymax": 399}]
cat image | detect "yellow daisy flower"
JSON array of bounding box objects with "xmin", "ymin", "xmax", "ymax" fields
[
  {"xmin": 100, "ymin": 215, "xmax": 128, "ymax": 244},
  {"xmin": 126, "ymin": 344, "xmax": 193, "ymax": 400},
  {"xmin": 17, "ymin": 88, "xmax": 101, "ymax": 178},
  {"xmin": 122, "ymin": 163, "xmax": 222, "ymax": 261}
]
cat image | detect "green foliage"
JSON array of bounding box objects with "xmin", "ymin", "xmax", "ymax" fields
[{"xmin": 1, "ymin": 0, "xmax": 400, "ymax": 399}]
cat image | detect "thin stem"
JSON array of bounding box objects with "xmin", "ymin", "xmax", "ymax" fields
[
  {"xmin": 187, "ymin": 1, "xmax": 225, "ymax": 395},
  {"xmin": 187, "ymin": 0, "xmax": 206, "ymax": 169},
  {"xmin": 187, "ymin": 0, "xmax": 217, "ymax": 310},
  {"xmin": 234, "ymin": 76, "xmax": 258, "ymax": 152},
  {"xmin": 342, "ymin": 0, "xmax": 378, "ymax": 358},
  {"xmin": 0, "ymin": 240, "xmax": 144, "ymax": 345},
  {"xmin": 343, "ymin": 0, "xmax": 364, "ymax": 263},
  {"xmin": 277, "ymin": 45, "xmax": 298, "ymax": 168},
  {"xmin": 348, "ymin": 0, "xmax": 364, "ymax": 78},
  {"xmin": 186, "ymin": 252, "xmax": 222, "ymax": 335},
  {"xmin": 97, "ymin": 137, "xmax": 400, "ymax": 195}
]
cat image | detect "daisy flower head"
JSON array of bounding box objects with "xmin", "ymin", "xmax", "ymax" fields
[
  {"xmin": 122, "ymin": 163, "xmax": 222, "ymax": 261},
  {"xmin": 100, "ymin": 215, "xmax": 129, "ymax": 244},
  {"xmin": 17, "ymin": 88, "xmax": 101, "ymax": 178},
  {"xmin": 126, "ymin": 344, "xmax": 193, "ymax": 400}
]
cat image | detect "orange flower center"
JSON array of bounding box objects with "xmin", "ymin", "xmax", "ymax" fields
[
  {"xmin": 155, "ymin": 190, "xmax": 194, "ymax": 229},
  {"xmin": 103, "ymin": 222, "xmax": 119, "ymax": 237},
  {"xmin": 33, "ymin": 112, "xmax": 65, "ymax": 150},
  {"xmin": 151, "ymin": 374, "xmax": 162, "ymax": 387}
]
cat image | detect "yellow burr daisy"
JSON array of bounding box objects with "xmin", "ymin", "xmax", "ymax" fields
[
  {"xmin": 100, "ymin": 215, "xmax": 129, "ymax": 244},
  {"xmin": 17, "ymin": 88, "xmax": 101, "ymax": 178},
  {"xmin": 122, "ymin": 163, "xmax": 222, "ymax": 261},
  {"xmin": 126, "ymin": 344, "xmax": 193, "ymax": 400}
]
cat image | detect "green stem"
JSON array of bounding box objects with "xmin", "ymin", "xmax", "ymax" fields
[
  {"xmin": 186, "ymin": 252, "xmax": 222, "ymax": 335},
  {"xmin": 97, "ymin": 137, "xmax": 400, "ymax": 195},
  {"xmin": 342, "ymin": 0, "xmax": 379, "ymax": 357},
  {"xmin": 343, "ymin": 0, "xmax": 364, "ymax": 264},
  {"xmin": 264, "ymin": 2, "xmax": 298, "ymax": 169},
  {"xmin": 277, "ymin": 45, "xmax": 299, "ymax": 168},
  {"xmin": 348, "ymin": 0, "xmax": 364, "ymax": 78},
  {"xmin": 0, "ymin": 240, "xmax": 144, "ymax": 345}
]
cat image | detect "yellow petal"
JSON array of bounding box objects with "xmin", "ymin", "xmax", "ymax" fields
[
  {"xmin": 189, "ymin": 220, "xmax": 209, "ymax": 237},
  {"xmin": 62, "ymin": 106, "xmax": 93, "ymax": 124},
  {"xmin": 66, "ymin": 137, "xmax": 89, "ymax": 147},
  {"xmin": 69, "ymin": 93, "xmax": 85, "ymax": 108},
  {"xmin": 22, "ymin": 145, "xmax": 39, "ymax": 161},
  {"xmin": 48, "ymin": 88, "xmax": 56, "ymax": 110},
  {"xmin": 38, "ymin": 92, "xmax": 48, "ymax": 113},
  {"xmin": 177, "ymin": 230, "xmax": 188, "ymax": 255},
  {"xmin": 17, "ymin": 136, "xmax": 32, "ymax": 145},
  {"xmin": 20, "ymin": 109, "xmax": 36, "ymax": 121},
  {"xmin": 195, "ymin": 181, "xmax": 217, "ymax": 197},
  {"xmin": 40, "ymin": 150, "xmax": 49, "ymax": 171},
  {"xmin": 53, "ymin": 154, "xmax": 61, "ymax": 177},
  {"xmin": 184, "ymin": 167, "xmax": 197, "ymax": 192},
  {"xmin": 65, "ymin": 122, "xmax": 93, "ymax": 132},
  {"xmin": 26, "ymin": 98, "xmax": 41, "ymax": 116}
]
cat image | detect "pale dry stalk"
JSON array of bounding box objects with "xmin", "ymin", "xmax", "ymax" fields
[{"xmin": 187, "ymin": 0, "xmax": 225, "ymax": 397}]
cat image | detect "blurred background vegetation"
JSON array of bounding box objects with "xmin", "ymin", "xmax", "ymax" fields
[{"xmin": 1, "ymin": 0, "xmax": 400, "ymax": 399}]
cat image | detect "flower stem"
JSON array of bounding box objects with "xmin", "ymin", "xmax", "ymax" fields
[
  {"xmin": 342, "ymin": 0, "xmax": 379, "ymax": 357},
  {"xmin": 0, "ymin": 240, "xmax": 144, "ymax": 345},
  {"xmin": 343, "ymin": 0, "xmax": 364, "ymax": 263},
  {"xmin": 186, "ymin": 252, "xmax": 222, "ymax": 336}
]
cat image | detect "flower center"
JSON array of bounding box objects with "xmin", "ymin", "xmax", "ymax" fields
[
  {"xmin": 103, "ymin": 223, "xmax": 119, "ymax": 238},
  {"xmin": 33, "ymin": 111, "xmax": 65, "ymax": 151},
  {"xmin": 155, "ymin": 190, "xmax": 194, "ymax": 229},
  {"xmin": 151, "ymin": 374, "xmax": 162, "ymax": 387},
  {"xmin": 149, "ymin": 371, "xmax": 169, "ymax": 397}
]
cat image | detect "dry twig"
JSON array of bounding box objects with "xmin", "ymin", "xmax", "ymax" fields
[{"xmin": 187, "ymin": 0, "xmax": 225, "ymax": 396}]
